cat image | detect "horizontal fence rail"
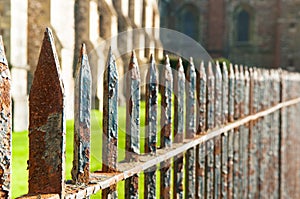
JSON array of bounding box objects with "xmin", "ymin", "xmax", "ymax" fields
[{"xmin": 0, "ymin": 28, "xmax": 299, "ymax": 198}]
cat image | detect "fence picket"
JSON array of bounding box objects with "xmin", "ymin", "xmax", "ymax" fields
[
  {"xmin": 227, "ymin": 63, "xmax": 235, "ymax": 198},
  {"xmin": 221, "ymin": 62, "xmax": 229, "ymax": 199},
  {"xmin": 0, "ymin": 36, "xmax": 11, "ymax": 198},
  {"xmin": 214, "ymin": 62, "xmax": 222, "ymax": 199},
  {"xmin": 173, "ymin": 58, "xmax": 185, "ymax": 199},
  {"xmin": 71, "ymin": 43, "xmax": 92, "ymax": 184},
  {"xmin": 102, "ymin": 48, "xmax": 118, "ymax": 199},
  {"xmin": 144, "ymin": 54, "xmax": 158, "ymax": 199},
  {"xmin": 185, "ymin": 57, "xmax": 196, "ymax": 198},
  {"xmin": 195, "ymin": 61, "xmax": 206, "ymax": 199},
  {"xmin": 206, "ymin": 62, "xmax": 215, "ymax": 199},
  {"xmin": 28, "ymin": 28, "xmax": 65, "ymax": 196},
  {"xmin": 125, "ymin": 51, "xmax": 140, "ymax": 199},
  {"xmin": 160, "ymin": 55, "xmax": 173, "ymax": 199}
]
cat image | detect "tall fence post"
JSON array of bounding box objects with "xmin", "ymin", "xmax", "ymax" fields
[
  {"xmin": 185, "ymin": 57, "xmax": 196, "ymax": 198},
  {"xmin": 248, "ymin": 68, "xmax": 259, "ymax": 198},
  {"xmin": 0, "ymin": 36, "xmax": 11, "ymax": 198},
  {"xmin": 233, "ymin": 64, "xmax": 241, "ymax": 198},
  {"xmin": 125, "ymin": 51, "xmax": 140, "ymax": 199},
  {"xmin": 173, "ymin": 58, "xmax": 185, "ymax": 199},
  {"xmin": 227, "ymin": 63, "xmax": 235, "ymax": 198},
  {"xmin": 160, "ymin": 55, "xmax": 173, "ymax": 198},
  {"xmin": 214, "ymin": 61, "xmax": 222, "ymax": 198},
  {"xmin": 206, "ymin": 62, "xmax": 215, "ymax": 198},
  {"xmin": 196, "ymin": 61, "xmax": 206, "ymax": 199},
  {"xmin": 28, "ymin": 28, "xmax": 65, "ymax": 197},
  {"xmin": 71, "ymin": 43, "xmax": 92, "ymax": 184},
  {"xmin": 221, "ymin": 62, "xmax": 228, "ymax": 199},
  {"xmin": 144, "ymin": 54, "xmax": 158, "ymax": 199},
  {"xmin": 102, "ymin": 48, "xmax": 118, "ymax": 199}
]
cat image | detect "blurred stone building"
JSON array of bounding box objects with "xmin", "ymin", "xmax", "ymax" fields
[
  {"xmin": 0, "ymin": 0, "xmax": 161, "ymax": 131},
  {"xmin": 159, "ymin": 0, "xmax": 300, "ymax": 71}
]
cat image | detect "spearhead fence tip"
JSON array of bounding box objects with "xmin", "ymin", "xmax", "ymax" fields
[
  {"xmin": 81, "ymin": 43, "xmax": 87, "ymax": 55},
  {"xmin": 208, "ymin": 61, "xmax": 213, "ymax": 76},
  {"xmin": 165, "ymin": 54, "xmax": 170, "ymax": 65}
]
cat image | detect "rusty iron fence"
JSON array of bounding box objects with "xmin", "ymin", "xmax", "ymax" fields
[{"xmin": 0, "ymin": 28, "xmax": 300, "ymax": 198}]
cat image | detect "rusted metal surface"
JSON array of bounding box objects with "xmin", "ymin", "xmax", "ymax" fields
[
  {"xmin": 173, "ymin": 58, "xmax": 185, "ymax": 199},
  {"xmin": 184, "ymin": 57, "xmax": 196, "ymax": 198},
  {"xmin": 238, "ymin": 66, "xmax": 247, "ymax": 198},
  {"xmin": 196, "ymin": 61, "xmax": 207, "ymax": 135},
  {"xmin": 221, "ymin": 62, "xmax": 228, "ymax": 199},
  {"xmin": 125, "ymin": 51, "xmax": 140, "ymax": 199},
  {"xmin": 28, "ymin": 28, "xmax": 65, "ymax": 196},
  {"xmin": 195, "ymin": 62, "xmax": 206, "ymax": 199},
  {"xmin": 233, "ymin": 64, "xmax": 241, "ymax": 198},
  {"xmin": 258, "ymin": 70, "xmax": 270, "ymax": 199},
  {"xmin": 185, "ymin": 57, "xmax": 196, "ymax": 139},
  {"xmin": 19, "ymin": 96, "xmax": 300, "ymax": 199},
  {"xmin": 174, "ymin": 58, "xmax": 185, "ymax": 143},
  {"xmin": 222, "ymin": 62, "xmax": 229, "ymax": 124},
  {"xmin": 248, "ymin": 68, "xmax": 259, "ymax": 199},
  {"xmin": 0, "ymin": 36, "xmax": 11, "ymax": 198},
  {"xmin": 102, "ymin": 48, "xmax": 118, "ymax": 199},
  {"xmin": 17, "ymin": 194, "xmax": 60, "ymax": 199},
  {"xmin": 160, "ymin": 55, "xmax": 173, "ymax": 198},
  {"xmin": 227, "ymin": 64, "xmax": 234, "ymax": 198},
  {"xmin": 160, "ymin": 55, "xmax": 173, "ymax": 148},
  {"xmin": 242, "ymin": 66, "xmax": 250, "ymax": 198},
  {"xmin": 206, "ymin": 62, "xmax": 215, "ymax": 199},
  {"xmin": 207, "ymin": 62, "xmax": 215, "ymax": 129},
  {"xmin": 144, "ymin": 54, "xmax": 158, "ymax": 199},
  {"xmin": 269, "ymin": 70, "xmax": 280, "ymax": 199},
  {"xmin": 214, "ymin": 62, "xmax": 222, "ymax": 199},
  {"xmin": 71, "ymin": 44, "xmax": 91, "ymax": 184}
]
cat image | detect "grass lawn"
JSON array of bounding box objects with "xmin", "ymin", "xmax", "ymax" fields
[{"xmin": 12, "ymin": 97, "xmax": 164, "ymax": 198}]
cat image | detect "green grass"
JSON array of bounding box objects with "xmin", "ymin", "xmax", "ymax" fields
[{"xmin": 12, "ymin": 96, "xmax": 163, "ymax": 198}]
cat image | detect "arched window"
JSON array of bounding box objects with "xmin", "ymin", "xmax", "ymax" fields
[{"xmin": 237, "ymin": 10, "xmax": 250, "ymax": 42}]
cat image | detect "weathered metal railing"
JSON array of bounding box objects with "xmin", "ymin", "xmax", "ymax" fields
[{"xmin": 0, "ymin": 28, "xmax": 299, "ymax": 198}]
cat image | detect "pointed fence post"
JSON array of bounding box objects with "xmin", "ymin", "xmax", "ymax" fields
[
  {"xmin": 144, "ymin": 54, "xmax": 158, "ymax": 199},
  {"xmin": 0, "ymin": 36, "xmax": 11, "ymax": 198},
  {"xmin": 125, "ymin": 51, "xmax": 140, "ymax": 199},
  {"xmin": 28, "ymin": 28, "xmax": 65, "ymax": 197},
  {"xmin": 248, "ymin": 68, "xmax": 259, "ymax": 198},
  {"xmin": 221, "ymin": 62, "xmax": 229, "ymax": 199},
  {"xmin": 71, "ymin": 43, "xmax": 92, "ymax": 184},
  {"xmin": 206, "ymin": 62, "xmax": 215, "ymax": 199},
  {"xmin": 102, "ymin": 48, "xmax": 118, "ymax": 199},
  {"xmin": 185, "ymin": 57, "xmax": 196, "ymax": 198},
  {"xmin": 173, "ymin": 58, "xmax": 185, "ymax": 199},
  {"xmin": 233, "ymin": 64, "xmax": 241, "ymax": 198},
  {"xmin": 214, "ymin": 62, "xmax": 222, "ymax": 198},
  {"xmin": 196, "ymin": 61, "xmax": 206, "ymax": 199},
  {"xmin": 242, "ymin": 66, "xmax": 250, "ymax": 197},
  {"xmin": 227, "ymin": 64, "xmax": 235, "ymax": 198},
  {"xmin": 160, "ymin": 55, "xmax": 173, "ymax": 199},
  {"xmin": 238, "ymin": 65, "xmax": 247, "ymax": 198}
]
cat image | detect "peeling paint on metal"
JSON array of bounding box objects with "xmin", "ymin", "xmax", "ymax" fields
[
  {"xmin": 160, "ymin": 55, "xmax": 173, "ymax": 199},
  {"xmin": 72, "ymin": 43, "xmax": 91, "ymax": 184},
  {"xmin": 28, "ymin": 28, "xmax": 65, "ymax": 197},
  {"xmin": 0, "ymin": 35, "xmax": 11, "ymax": 198},
  {"xmin": 102, "ymin": 47, "xmax": 118, "ymax": 199},
  {"xmin": 125, "ymin": 51, "xmax": 140, "ymax": 199},
  {"xmin": 144, "ymin": 54, "xmax": 158, "ymax": 199}
]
